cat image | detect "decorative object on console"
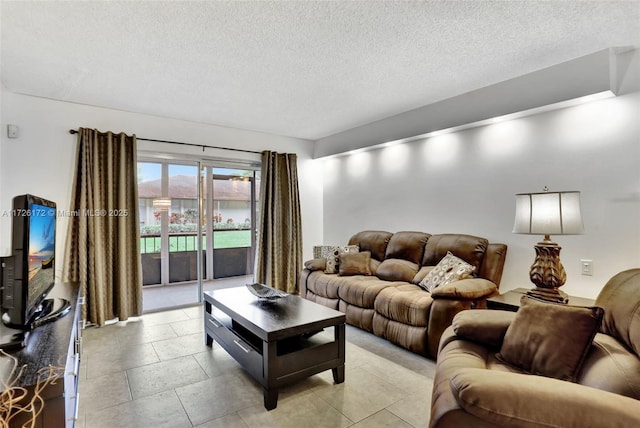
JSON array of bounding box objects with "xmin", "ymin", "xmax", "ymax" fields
[
  {"xmin": 0, "ymin": 350, "xmax": 63, "ymax": 426},
  {"xmin": 245, "ymin": 283, "xmax": 288, "ymax": 300},
  {"xmin": 513, "ymin": 187, "xmax": 584, "ymax": 303}
]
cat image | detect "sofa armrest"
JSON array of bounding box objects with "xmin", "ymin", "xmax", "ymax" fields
[
  {"xmin": 431, "ymin": 278, "xmax": 498, "ymax": 300},
  {"xmin": 427, "ymin": 299, "xmax": 474, "ymax": 358},
  {"xmin": 451, "ymin": 368, "xmax": 640, "ymax": 428},
  {"xmin": 451, "ymin": 309, "xmax": 515, "ymax": 349},
  {"xmin": 304, "ymin": 258, "xmax": 326, "ymax": 271}
]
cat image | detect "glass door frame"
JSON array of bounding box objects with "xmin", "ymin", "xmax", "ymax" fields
[
  {"xmin": 201, "ymin": 162, "xmax": 259, "ymax": 281},
  {"xmin": 138, "ymin": 158, "xmax": 202, "ymax": 291},
  {"xmin": 139, "ymin": 152, "xmax": 260, "ymax": 305}
]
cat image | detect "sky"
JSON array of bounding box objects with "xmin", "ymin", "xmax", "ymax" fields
[{"xmin": 137, "ymin": 162, "xmax": 251, "ymax": 183}]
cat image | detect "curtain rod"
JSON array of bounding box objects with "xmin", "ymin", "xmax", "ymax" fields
[{"xmin": 68, "ymin": 129, "xmax": 261, "ymax": 155}]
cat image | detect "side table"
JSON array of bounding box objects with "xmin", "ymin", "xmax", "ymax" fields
[{"xmin": 487, "ymin": 287, "xmax": 596, "ymax": 312}]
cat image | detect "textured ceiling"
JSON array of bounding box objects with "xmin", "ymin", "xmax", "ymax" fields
[{"xmin": 1, "ymin": 1, "xmax": 639, "ymax": 141}]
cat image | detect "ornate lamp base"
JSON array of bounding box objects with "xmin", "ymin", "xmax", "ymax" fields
[
  {"xmin": 527, "ymin": 237, "xmax": 568, "ymax": 304},
  {"xmin": 526, "ymin": 287, "xmax": 569, "ymax": 304}
]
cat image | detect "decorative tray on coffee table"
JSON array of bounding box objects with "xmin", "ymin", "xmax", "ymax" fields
[{"xmin": 246, "ymin": 283, "xmax": 288, "ymax": 300}]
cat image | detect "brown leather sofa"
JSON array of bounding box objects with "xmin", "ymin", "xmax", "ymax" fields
[
  {"xmin": 430, "ymin": 268, "xmax": 640, "ymax": 427},
  {"xmin": 299, "ymin": 231, "xmax": 507, "ymax": 358}
]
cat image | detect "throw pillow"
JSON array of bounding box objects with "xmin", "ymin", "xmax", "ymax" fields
[
  {"xmin": 313, "ymin": 245, "xmax": 359, "ymax": 274},
  {"xmin": 496, "ymin": 296, "xmax": 604, "ymax": 382},
  {"xmin": 338, "ymin": 251, "xmax": 372, "ymax": 276},
  {"xmin": 419, "ymin": 251, "xmax": 474, "ymax": 292},
  {"xmin": 304, "ymin": 258, "xmax": 326, "ymax": 271}
]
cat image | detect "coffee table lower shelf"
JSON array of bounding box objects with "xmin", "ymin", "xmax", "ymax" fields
[{"xmin": 204, "ymin": 302, "xmax": 345, "ymax": 410}]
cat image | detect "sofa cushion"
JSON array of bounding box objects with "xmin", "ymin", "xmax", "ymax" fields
[
  {"xmin": 452, "ymin": 309, "xmax": 516, "ymax": 349},
  {"xmin": 422, "ymin": 234, "xmax": 488, "ymax": 272},
  {"xmin": 384, "ymin": 231, "xmax": 430, "ymax": 264},
  {"xmin": 419, "ymin": 251, "xmax": 475, "ymax": 292},
  {"xmin": 369, "ymin": 258, "xmax": 381, "ymax": 276},
  {"xmin": 450, "ymin": 368, "xmax": 640, "ymax": 428},
  {"xmin": 497, "ymin": 296, "xmax": 604, "ymax": 382},
  {"xmin": 374, "ymin": 284, "xmax": 433, "ymax": 327},
  {"xmin": 348, "ymin": 230, "xmax": 393, "ymax": 261},
  {"xmin": 305, "ymin": 270, "xmax": 342, "ymax": 300},
  {"xmin": 595, "ymin": 269, "xmax": 640, "ymax": 357},
  {"xmin": 579, "ymin": 333, "xmax": 640, "ymax": 399},
  {"xmin": 373, "ymin": 313, "xmax": 430, "ymax": 356},
  {"xmin": 376, "ymin": 258, "xmax": 419, "ymax": 283},
  {"xmin": 338, "ymin": 251, "xmax": 371, "ymax": 276},
  {"xmin": 430, "ymin": 278, "xmax": 497, "ymax": 300},
  {"xmin": 337, "ymin": 276, "xmax": 401, "ymax": 309}
]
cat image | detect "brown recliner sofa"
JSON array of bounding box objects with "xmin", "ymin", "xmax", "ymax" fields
[
  {"xmin": 430, "ymin": 268, "xmax": 640, "ymax": 427},
  {"xmin": 299, "ymin": 230, "xmax": 507, "ymax": 358}
]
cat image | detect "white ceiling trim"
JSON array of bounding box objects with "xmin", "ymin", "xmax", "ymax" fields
[{"xmin": 314, "ymin": 48, "xmax": 633, "ymax": 158}]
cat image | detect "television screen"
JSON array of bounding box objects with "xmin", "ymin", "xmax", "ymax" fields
[
  {"xmin": 1, "ymin": 194, "xmax": 57, "ymax": 329},
  {"xmin": 27, "ymin": 202, "xmax": 56, "ymax": 312}
]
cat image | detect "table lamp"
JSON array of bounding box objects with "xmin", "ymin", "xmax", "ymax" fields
[{"xmin": 513, "ymin": 187, "xmax": 584, "ymax": 303}]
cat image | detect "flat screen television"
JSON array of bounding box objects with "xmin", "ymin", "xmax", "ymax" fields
[{"xmin": 1, "ymin": 194, "xmax": 59, "ymax": 329}]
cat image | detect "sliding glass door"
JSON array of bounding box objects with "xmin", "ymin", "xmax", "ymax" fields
[
  {"xmin": 137, "ymin": 159, "xmax": 259, "ymax": 311},
  {"xmin": 203, "ymin": 167, "xmax": 257, "ymax": 280},
  {"xmin": 138, "ymin": 161, "xmax": 202, "ymax": 310}
]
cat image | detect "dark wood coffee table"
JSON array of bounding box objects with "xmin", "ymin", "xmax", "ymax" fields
[{"xmin": 203, "ymin": 287, "xmax": 346, "ymax": 410}]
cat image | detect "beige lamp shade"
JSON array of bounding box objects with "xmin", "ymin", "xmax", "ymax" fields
[{"xmin": 513, "ymin": 191, "xmax": 584, "ymax": 236}]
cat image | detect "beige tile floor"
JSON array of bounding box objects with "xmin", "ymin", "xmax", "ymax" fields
[
  {"xmin": 142, "ymin": 275, "xmax": 255, "ymax": 312},
  {"xmin": 77, "ymin": 303, "xmax": 436, "ymax": 428}
]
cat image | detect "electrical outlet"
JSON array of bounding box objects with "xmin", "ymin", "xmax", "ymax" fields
[
  {"xmin": 581, "ymin": 259, "xmax": 593, "ymax": 276},
  {"xmin": 7, "ymin": 124, "xmax": 18, "ymax": 138}
]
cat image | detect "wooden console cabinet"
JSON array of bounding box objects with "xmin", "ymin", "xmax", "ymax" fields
[
  {"xmin": 487, "ymin": 287, "xmax": 596, "ymax": 311},
  {"xmin": 1, "ymin": 282, "xmax": 82, "ymax": 428}
]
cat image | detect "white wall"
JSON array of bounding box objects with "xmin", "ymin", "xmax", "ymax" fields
[
  {"xmin": 321, "ymin": 91, "xmax": 640, "ymax": 299},
  {"xmin": 2, "ymin": 60, "xmax": 638, "ymax": 299},
  {"xmin": 0, "ymin": 92, "xmax": 323, "ymax": 281}
]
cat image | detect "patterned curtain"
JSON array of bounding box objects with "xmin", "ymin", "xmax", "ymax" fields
[
  {"xmin": 256, "ymin": 151, "xmax": 302, "ymax": 293},
  {"xmin": 63, "ymin": 128, "xmax": 142, "ymax": 326}
]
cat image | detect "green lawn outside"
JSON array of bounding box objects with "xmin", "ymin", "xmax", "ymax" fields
[
  {"xmin": 213, "ymin": 230, "xmax": 252, "ymax": 249},
  {"xmin": 140, "ymin": 230, "xmax": 251, "ymax": 254}
]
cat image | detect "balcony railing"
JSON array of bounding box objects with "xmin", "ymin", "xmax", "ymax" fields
[
  {"xmin": 140, "ymin": 229, "xmax": 253, "ymax": 285},
  {"xmin": 140, "ymin": 229, "xmax": 251, "ymax": 254}
]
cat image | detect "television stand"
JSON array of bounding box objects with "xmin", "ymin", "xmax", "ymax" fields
[
  {"xmin": 0, "ymin": 324, "xmax": 29, "ymax": 349},
  {"xmin": 1, "ymin": 282, "xmax": 82, "ymax": 427},
  {"xmin": 30, "ymin": 297, "xmax": 71, "ymax": 329}
]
